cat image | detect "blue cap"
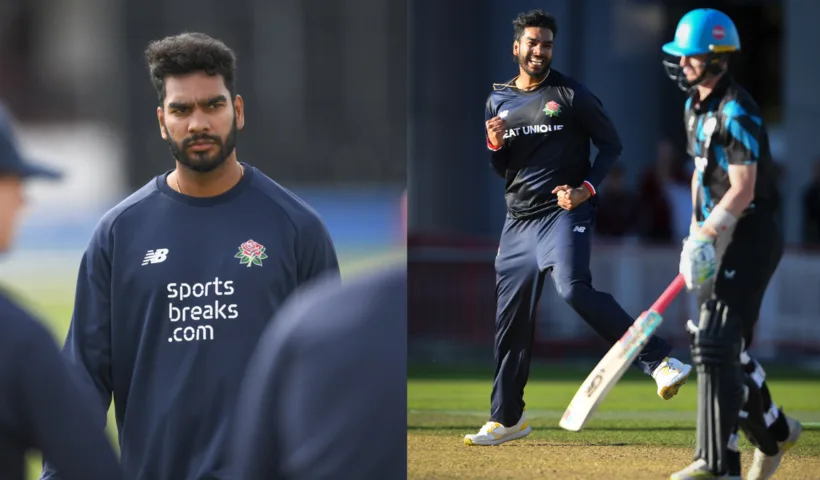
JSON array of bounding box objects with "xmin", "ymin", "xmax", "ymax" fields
[
  {"xmin": 0, "ymin": 105, "xmax": 62, "ymax": 180},
  {"xmin": 662, "ymin": 8, "xmax": 740, "ymax": 57}
]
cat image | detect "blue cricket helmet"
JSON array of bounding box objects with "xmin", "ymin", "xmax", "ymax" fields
[
  {"xmin": 661, "ymin": 9, "xmax": 740, "ymax": 90},
  {"xmin": 663, "ymin": 8, "xmax": 740, "ymax": 57}
]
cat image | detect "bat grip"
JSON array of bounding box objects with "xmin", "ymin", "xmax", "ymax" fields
[{"xmin": 648, "ymin": 274, "xmax": 685, "ymax": 315}]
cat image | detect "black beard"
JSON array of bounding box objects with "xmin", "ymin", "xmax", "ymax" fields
[
  {"xmin": 518, "ymin": 53, "xmax": 551, "ymax": 79},
  {"xmin": 165, "ymin": 117, "xmax": 238, "ymax": 173}
]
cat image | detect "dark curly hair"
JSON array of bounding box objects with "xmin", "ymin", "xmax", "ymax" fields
[
  {"xmin": 144, "ymin": 32, "xmax": 237, "ymax": 105},
  {"xmin": 513, "ymin": 9, "xmax": 558, "ymax": 42}
]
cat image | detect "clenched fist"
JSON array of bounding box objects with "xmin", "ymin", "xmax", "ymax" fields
[
  {"xmin": 551, "ymin": 184, "xmax": 591, "ymax": 211},
  {"xmin": 485, "ymin": 116, "xmax": 507, "ymax": 148}
]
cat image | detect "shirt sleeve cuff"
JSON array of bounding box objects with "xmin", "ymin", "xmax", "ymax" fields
[
  {"xmin": 487, "ymin": 138, "xmax": 503, "ymax": 151},
  {"xmin": 582, "ymin": 180, "xmax": 596, "ymax": 196}
]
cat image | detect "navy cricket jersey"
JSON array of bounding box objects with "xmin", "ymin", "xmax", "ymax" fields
[
  {"xmin": 232, "ymin": 262, "xmax": 407, "ymax": 480},
  {"xmin": 41, "ymin": 163, "xmax": 340, "ymax": 480},
  {"xmin": 484, "ymin": 69, "xmax": 623, "ymax": 219},
  {"xmin": 683, "ymin": 74, "xmax": 780, "ymax": 222},
  {"xmin": 0, "ymin": 291, "xmax": 123, "ymax": 480}
]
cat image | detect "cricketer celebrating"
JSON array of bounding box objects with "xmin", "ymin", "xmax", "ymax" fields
[
  {"xmin": 0, "ymin": 106, "xmax": 124, "ymax": 480},
  {"xmin": 464, "ymin": 10, "xmax": 692, "ymax": 447},
  {"xmin": 662, "ymin": 9, "xmax": 802, "ymax": 480},
  {"xmin": 41, "ymin": 33, "xmax": 340, "ymax": 480}
]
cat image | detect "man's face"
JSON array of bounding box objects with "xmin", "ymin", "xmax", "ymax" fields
[
  {"xmin": 514, "ymin": 27, "xmax": 554, "ymax": 78},
  {"xmin": 679, "ymin": 54, "xmax": 709, "ymax": 83},
  {"xmin": 158, "ymin": 72, "xmax": 244, "ymax": 173},
  {"xmin": 0, "ymin": 176, "xmax": 25, "ymax": 253}
]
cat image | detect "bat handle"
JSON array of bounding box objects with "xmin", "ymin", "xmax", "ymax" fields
[{"xmin": 648, "ymin": 274, "xmax": 685, "ymax": 315}]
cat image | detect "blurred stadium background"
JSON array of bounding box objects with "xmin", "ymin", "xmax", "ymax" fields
[
  {"xmin": 408, "ymin": 0, "xmax": 820, "ymax": 368},
  {"xmin": 0, "ymin": 1, "xmax": 404, "ymax": 477}
]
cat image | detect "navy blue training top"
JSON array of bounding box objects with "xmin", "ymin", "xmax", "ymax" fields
[
  {"xmin": 485, "ymin": 69, "xmax": 623, "ymax": 218},
  {"xmin": 0, "ymin": 291, "xmax": 123, "ymax": 480},
  {"xmin": 41, "ymin": 163, "xmax": 340, "ymax": 480}
]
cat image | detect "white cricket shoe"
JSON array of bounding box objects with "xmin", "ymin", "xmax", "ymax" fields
[
  {"xmin": 669, "ymin": 459, "xmax": 740, "ymax": 479},
  {"xmin": 463, "ymin": 412, "xmax": 531, "ymax": 446},
  {"xmin": 747, "ymin": 413, "xmax": 803, "ymax": 480},
  {"xmin": 652, "ymin": 357, "xmax": 693, "ymax": 400}
]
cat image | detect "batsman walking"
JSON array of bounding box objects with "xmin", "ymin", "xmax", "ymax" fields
[
  {"xmin": 662, "ymin": 9, "xmax": 802, "ymax": 480},
  {"xmin": 464, "ymin": 10, "xmax": 692, "ymax": 447}
]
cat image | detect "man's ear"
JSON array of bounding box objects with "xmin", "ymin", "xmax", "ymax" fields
[
  {"xmin": 157, "ymin": 106, "xmax": 167, "ymax": 140},
  {"xmin": 233, "ymin": 95, "xmax": 245, "ymax": 130}
]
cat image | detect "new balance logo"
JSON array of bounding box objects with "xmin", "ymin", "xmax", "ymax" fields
[
  {"xmin": 142, "ymin": 248, "xmax": 169, "ymax": 266},
  {"xmin": 573, "ymin": 226, "xmax": 586, "ymax": 233}
]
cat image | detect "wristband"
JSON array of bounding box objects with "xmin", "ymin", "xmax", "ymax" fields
[
  {"xmin": 582, "ymin": 180, "xmax": 596, "ymax": 196},
  {"xmin": 487, "ymin": 138, "xmax": 502, "ymax": 151},
  {"xmin": 703, "ymin": 205, "xmax": 738, "ymax": 234}
]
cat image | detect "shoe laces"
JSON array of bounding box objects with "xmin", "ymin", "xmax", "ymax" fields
[
  {"xmin": 479, "ymin": 421, "xmax": 501, "ymax": 435},
  {"xmin": 662, "ymin": 359, "xmax": 681, "ymax": 373}
]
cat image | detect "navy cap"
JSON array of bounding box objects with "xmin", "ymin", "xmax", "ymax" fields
[{"xmin": 0, "ymin": 105, "xmax": 62, "ymax": 180}]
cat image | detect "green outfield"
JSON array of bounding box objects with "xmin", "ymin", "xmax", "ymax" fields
[
  {"xmin": 408, "ymin": 364, "xmax": 820, "ymax": 479},
  {"xmin": 7, "ymin": 247, "xmax": 404, "ymax": 480}
]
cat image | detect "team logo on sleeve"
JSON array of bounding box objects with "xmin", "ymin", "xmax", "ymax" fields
[
  {"xmin": 234, "ymin": 239, "xmax": 268, "ymax": 267},
  {"xmin": 543, "ymin": 100, "xmax": 562, "ymax": 117}
]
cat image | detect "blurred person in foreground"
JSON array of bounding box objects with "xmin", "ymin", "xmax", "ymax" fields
[
  {"xmin": 232, "ymin": 190, "xmax": 407, "ymax": 479},
  {"xmin": 661, "ymin": 8, "xmax": 800, "ymax": 480},
  {"xmin": 464, "ymin": 9, "xmax": 692, "ymax": 447},
  {"xmin": 0, "ymin": 105, "xmax": 123, "ymax": 479},
  {"xmin": 41, "ymin": 32, "xmax": 339, "ymax": 480}
]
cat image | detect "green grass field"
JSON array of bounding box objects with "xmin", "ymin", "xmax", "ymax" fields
[
  {"xmin": 4, "ymin": 247, "xmax": 404, "ymax": 480},
  {"xmin": 408, "ymin": 364, "xmax": 820, "ymax": 479}
]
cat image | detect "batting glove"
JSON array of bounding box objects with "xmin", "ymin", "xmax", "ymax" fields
[{"xmin": 679, "ymin": 231, "xmax": 716, "ymax": 291}]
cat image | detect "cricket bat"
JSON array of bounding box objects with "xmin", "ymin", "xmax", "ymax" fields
[{"xmin": 559, "ymin": 274, "xmax": 686, "ymax": 432}]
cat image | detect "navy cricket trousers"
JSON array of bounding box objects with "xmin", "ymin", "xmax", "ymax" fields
[{"xmin": 490, "ymin": 202, "xmax": 672, "ymax": 427}]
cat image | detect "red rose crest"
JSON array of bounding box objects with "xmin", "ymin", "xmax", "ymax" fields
[
  {"xmin": 543, "ymin": 100, "xmax": 562, "ymax": 117},
  {"xmin": 235, "ymin": 239, "xmax": 268, "ymax": 267}
]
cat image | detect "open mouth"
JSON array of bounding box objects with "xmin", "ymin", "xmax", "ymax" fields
[{"xmin": 528, "ymin": 57, "xmax": 545, "ymax": 69}]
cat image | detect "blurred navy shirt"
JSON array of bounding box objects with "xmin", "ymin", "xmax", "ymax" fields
[
  {"xmin": 0, "ymin": 290, "xmax": 123, "ymax": 480},
  {"xmin": 232, "ymin": 262, "xmax": 407, "ymax": 479}
]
